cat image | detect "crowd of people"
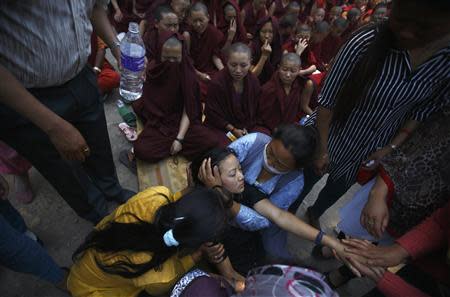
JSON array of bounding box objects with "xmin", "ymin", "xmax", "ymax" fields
[{"xmin": 0, "ymin": 0, "xmax": 449, "ymax": 296}]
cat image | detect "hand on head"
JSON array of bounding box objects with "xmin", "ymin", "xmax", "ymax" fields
[{"xmin": 198, "ymin": 158, "xmax": 222, "ymax": 188}]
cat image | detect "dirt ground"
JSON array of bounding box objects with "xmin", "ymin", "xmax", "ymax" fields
[{"xmin": 0, "ymin": 90, "xmax": 374, "ymax": 297}]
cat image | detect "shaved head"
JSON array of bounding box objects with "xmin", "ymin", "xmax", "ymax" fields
[
  {"xmin": 281, "ymin": 53, "xmax": 301, "ymax": 66},
  {"xmin": 161, "ymin": 37, "xmax": 183, "ymax": 63},
  {"xmin": 189, "ymin": 2, "xmax": 209, "ymax": 17},
  {"xmin": 227, "ymin": 42, "xmax": 252, "ymax": 59}
]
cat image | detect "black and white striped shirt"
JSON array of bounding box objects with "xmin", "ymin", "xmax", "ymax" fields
[{"xmin": 307, "ymin": 26, "xmax": 450, "ymax": 184}]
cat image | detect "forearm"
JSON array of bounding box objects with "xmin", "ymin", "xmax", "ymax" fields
[
  {"xmin": 300, "ymin": 65, "xmax": 316, "ymax": 76},
  {"xmin": 111, "ymin": 0, "xmax": 120, "ymax": 11},
  {"xmin": 388, "ymin": 119, "xmax": 419, "ymax": 148},
  {"xmin": 251, "ymin": 55, "xmax": 268, "ymax": 77},
  {"xmin": 177, "ymin": 108, "xmax": 190, "ymax": 140},
  {"xmin": 316, "ymin": 106, "xmax": 332, "ymax": 153},
  {"xmin": 94, "ymin": 49, "xmax": 106, "ymax": 69},
  {"xmin": 212, "ymin": 55, "xmax": 224, "ymax": 71},
  {"xmin": 0, "ymin": 65, "xmax": 63, "ymax": 135},
  {"xmin": 139, "ymin": 20, "xmax": 147, "ymax": 37},
  {"xmin": 300, "ymin": 81, "xmax": 314, "ymax": 115},
  {"xmin": 91, "ymin": 4, "xmax": 120, "ymax": 60}
]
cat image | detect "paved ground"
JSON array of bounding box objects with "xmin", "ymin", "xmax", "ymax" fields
[{"xmin": 0, "ymin": 90, "xmax": 374, "ymax": 297}]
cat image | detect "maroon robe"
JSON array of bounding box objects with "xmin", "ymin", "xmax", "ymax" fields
[
  {"xmin": 257, "ymin": 72, "xmax": 307, "ymax": 133},
  {"xmin": 217, "ymin": 0, "xmax": 248, "ymax": 44},
  {"xmin": 271, "ymin": 0, "xmax": 289, "ymax": 19},
  {"xmin": 319, "ymin": 33, "xmax": 344, "ymax": 65},
  {"xmin": 205, "ymin": 68, "xmax": 261, "ymax": 146},
  {"xmin": 189, "ymin": 23, "xmax": 225, "ymax": 75},
  {"xmin": 250, "ymin": 16, "xmax": 282, "ymax": 84},
  {"xmin": 142, "ymin": 27, "xmax": 160, "ymax": 62},
  {"xmin": 109, "ymin": 0, "xmax": 142, "ymax": 33},
  {"xmin": 132, "ymin": 32, "xmax": 219, "ymax": 162},
  {"xmin": 242, "ymin": 2, "xmax": 267, "ymax": 36}
]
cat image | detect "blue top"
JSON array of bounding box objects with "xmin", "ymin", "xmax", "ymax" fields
[{"xmin": 229, "ymin": 133, "xmax": 305, "ymax": 230}]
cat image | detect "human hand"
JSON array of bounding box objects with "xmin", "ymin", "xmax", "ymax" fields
[
  {"xmin": 363, "ymin": 146, "xmax": 392, "ymax": 170},
  {"xmin": 313, "ymin": 152, "xmax": 329, "ymax": 176},
  {"xmin": 343, "ymin": 239, "xmax": 409, "ymax": 267},
  {"xmin": 360, "ymin": 178, "xmax": 389, "ymax": 238},
  {"xmin": 48, "ymin": 119, "xmax": 90, "ymax": 162},
  {"xmin": 346, "ymin": 255, "xmax": 386, "ymax": 283},
  {"xmin": 246, "ymin": 33, "xmax": 254, "ymax": 39},
  {"xmin": 232, "ymin": 128, "xmax": 246, "ymax": 138},
  {"xmin": 203, "ymin": 242, "xmax": 226, "ymax": 264},
  {"xmin": 261, "ymin": 40, "xmax": 272, "ymax": 57},
  {"xmin": 295, "ymin": 38, "xmax": 309, "ymax": 55},
  {"xmin": 198, "ymin": 72, "xmax": 211, "ymax": 82},
  {"xmin": 186, "ymin": 166, "xmax": 194, "ymax": 188},
  {"xmin": 170, "ymin": 139, "xmax": 183, "ymax": 155},
  {"xmin": 228, "ymin": 18, "xmax": 237, "ymax": 40},
  {"xmin": 114, "ymin": 9, "xmax": 123, "ymax": 22},
  {"xmin": 198, "ymin": 158, "xmax": 222, "ymax": 188}
]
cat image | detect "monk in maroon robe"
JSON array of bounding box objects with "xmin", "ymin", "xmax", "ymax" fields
[
  {"xmin": 188, "ymin": 2, "xmax": 225, "ymax": 100},
  {"xmin": 250, "ymin": 16, "xmax": 282, "ymax": 84},
  {"xmin": 241, "ymin": 0, "xmax": 268, "ymax": 39},
  {"xmin": 110, "ymin": 0, "xmax": 142, "ymax": 33},
  {"xmin": 132, "ymin": 32, "xmax": 218, "ymax": 163},
  {"xmin": 319, "ymin": 17, "xmax": 348, "ymax": 66},
  {"xmin": 219, "ymin": 0, "xmax": 249, "ymax": 45},
  {"xmin": 257, "ymin": 53, "xmax": 314, "ymax": 133},
  {"xmin": 142, "ymin": 5, "xmax": 180, "ymax": 62},
  {"xmin": 205, "ymin": 43, "xmax": 261, "ymax": 146}
]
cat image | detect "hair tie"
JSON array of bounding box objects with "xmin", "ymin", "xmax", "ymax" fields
[{"xmin": 163, "ymin": 229, "xmax": 179, "ymax": 247}]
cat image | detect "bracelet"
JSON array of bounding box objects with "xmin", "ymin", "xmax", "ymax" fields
[
  {"xmin": 93, "ymin": 66, "xmax": 101, "ymax": 74},
  {"xmin": 314, "ymin": 230, "xmax": 325, "ymax": 245},
  {"xmin": 111, "ymin": 39, "xmax": 121, "ymax": 49},
  {"xmin": 175, "ymin": 138, "xmax": 184, "ymax": 144}
]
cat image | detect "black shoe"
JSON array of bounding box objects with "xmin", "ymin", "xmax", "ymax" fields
[{"xmin": 119, "ymin": 149, "xmax": 137, "ymax": 175}]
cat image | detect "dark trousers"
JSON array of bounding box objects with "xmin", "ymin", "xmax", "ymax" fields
[
  {"xmin": 0, "ymin": 66, "xmax": 123, "ymax": 223},
  {"xmin": 289, "ymin": 167, "xmax": 350, "ymax": 219}
]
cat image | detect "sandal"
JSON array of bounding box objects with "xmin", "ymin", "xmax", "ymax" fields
[
  {"xmin": 118, "ymin": 122, "xmax": 138, "ymax": 142},
  {"xmin": 119, "ymin": 150, "xmax": 137, "ymax": 175}
]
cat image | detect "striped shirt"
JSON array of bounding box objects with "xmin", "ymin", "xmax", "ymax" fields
[
  {"xmin": 306, "ymin": 25, "xmax": 450, "ymax": 184},
  {"xmin": 0, "ymin": 0, "xmax": 108, "ymax": 88}
]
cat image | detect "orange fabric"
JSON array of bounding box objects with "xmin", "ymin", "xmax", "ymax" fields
[{"xmin": 97, "ymin": 62, "xmax": 120, "ymax": 94}]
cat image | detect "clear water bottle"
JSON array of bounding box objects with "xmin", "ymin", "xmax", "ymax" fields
[{"xmin": 119, "ymin": 22, "xmax": 145, "ymax": 102}]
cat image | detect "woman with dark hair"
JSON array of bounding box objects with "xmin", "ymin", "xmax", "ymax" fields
[
  {"xmin": 289, "ymin": 0, "xmax": 450, "ymax": 229},
  {"xmin": 189, "ymin": 124, "xmax": 358, "ymax": 273},
  {"xmin": 67, "ymin": 187, "xmax": 228, "ymax": 297},
  {"xmin": 250, "ymin": 16, "xmax": 282, "ymax": 84}
]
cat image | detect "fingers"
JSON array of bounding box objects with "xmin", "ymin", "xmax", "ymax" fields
[
  {"xmin": 381, "ymin": 214, "xmax": 389, "ymax": 234},
  {"xmin": 263, "ymin": 39, "xmax": 268, "ymax": 47},
  {"xmin": 213, "ymin": 165, "xmax": 220, "ymax": 180},
  {"xmin": 205, "ymin": 158, "xmax": 213, "ymax": 177},
  {"xmin": 374, "ymin": 217, "xmax": 383, "ymax": 239}
]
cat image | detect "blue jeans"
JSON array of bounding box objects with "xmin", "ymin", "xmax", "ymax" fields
[{"xmin": 0, "ymin": 200, "xmax": 63, "ymax": 284}]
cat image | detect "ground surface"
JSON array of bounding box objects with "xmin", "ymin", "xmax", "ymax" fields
[{"xmin": 0, "ymin": 90, "xmax": 374, "ymax": 297}]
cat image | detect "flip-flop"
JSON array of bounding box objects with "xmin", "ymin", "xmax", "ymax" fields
[
  {"xmin": 119, "ymin": 150, "xmax": 137, "ymax": 175},
  {"xmin": 118, "ymin": 122, "xmax": 138, "ymax": 142}
]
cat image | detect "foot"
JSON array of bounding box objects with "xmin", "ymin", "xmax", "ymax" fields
[{"xmin": 14, "ymin": 173, "xmax": 35, "ymax": 204}]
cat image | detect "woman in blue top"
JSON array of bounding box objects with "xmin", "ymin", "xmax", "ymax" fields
[{"xmin": 190, "ymin": 124, "xmax": 354, "ymax": 274}]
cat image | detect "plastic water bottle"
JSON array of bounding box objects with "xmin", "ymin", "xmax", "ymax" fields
[{"xmin": 119, "ymin": 22, "xmax": 145, "ymax": 102}]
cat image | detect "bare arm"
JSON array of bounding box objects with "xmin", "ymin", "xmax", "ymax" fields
[
  {"xmin": 300, "ymin": 79, "xmax": 314, "ymax": 115},
  {"xmin": 299, "ymin": 65, "xmax": 317, "ymax": 76},
  {"xmin": 253, "ymin": 199, "xmax": 342, "ymax": 250},
  {"xmin": 91, "ymin": 3, "xmax": 121, "ymax": 62},
  {"xmin": 314, "ymin": 105, "xmax": 333, "ymax": 175},
  {"xmin": 212, "ymin": 55, "xmax": 225, "ymax": 71},
  {"xmin": 177, "ymin": 107, "xmax": 190, "ymax": 140},
  {"xmin": 0, "ymin": 65, "xmax": 89, "ymax": 161},
  {"xmin": 251, "ymin": 55, "xmax": 269, "ymax": 77},
  {"xmin": 94, "ymin": 45, "xmax": 106, "ymax": 70},
  {"xmin": 268, "ymin": 2, "xmax": 276, "ymax": 16}
]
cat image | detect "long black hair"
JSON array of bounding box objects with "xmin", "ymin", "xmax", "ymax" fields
[
  {"xmin": 73, "ymin": 188, "xmax": 227, "ymax": 278},
  {"xmin": 190, "ymin": 147, "xmax": 239, "ymax": 207}
]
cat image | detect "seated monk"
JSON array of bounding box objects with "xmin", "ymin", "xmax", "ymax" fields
[
  {"xmin": 139, "ymin": 0, "xmax": 190, "ymax": 35},
  {"xmin": 268, "ymin": 0, "xmax": 292, "ymax": 19},
  {"xmin": 258, "ymin": 53, "xmax": 314, "ymax": 134},
  {"xmin": 250, "ymin": 16, "xmax": 283, "ymax": 84},
  {"xmin": 241, "ymin": 0, "xmax": 268, "ymax": 40},
  {"xmin": 132, "ymin": 32, "xmax": 219, "ymax": 163},
  {"xmin": 187, "ymin": 2, "xmax": 225, "ymax": 99},
  {"xmin": 142, "ymin": 5, "xmax": 180, "ymax": 62},
  {"xmin": 205, "ymin": 43, "xmax": 261, "ymax": 147},
  {"xmin": 282, "ymin": 23, "xmax": 318, "ymax": 76},
  {"xmin": 319, "ymin": 17, "xmax": 348, "ymax": 67},
  {"xmin": 220, "ymin": 1, "xmax": 249, "ymax": 50}
]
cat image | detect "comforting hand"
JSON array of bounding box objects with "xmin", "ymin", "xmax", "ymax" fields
[
  {"xmin": 48, "ymin": 119, "xmax": 90, "ymax": 162},
  {"xmin": 232, "ymin": 128, "xmax": 246, "ymax": 138},
  {"xmin": 346, "ymin": 256, "xmax": 386, "ymax": 283},
  {"xmin": 203, "ymin": 242, "xmax": 226, "ymax": 264},
  {"xmin": 198, "ymin": 158, "xmax": 222, "ymax": 188},
  {"xmin": 198, "ymin": 72, "xmax": 211, "ymax": 81},
  {"xmin": 360, "ymin": 177, "xmax": 389, "ymax": 238},
  {"xmin": 343, "ymin": 239, "xmax": 409, "ymax": 267},
  {"xmin": 170, "ymin": 139, "xmax": 183, "ymax": 155}
]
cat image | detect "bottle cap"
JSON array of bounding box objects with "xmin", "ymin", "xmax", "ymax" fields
[{"xmin": 128, "ymin": 22, "xmax": 139, "ymax": 34}]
